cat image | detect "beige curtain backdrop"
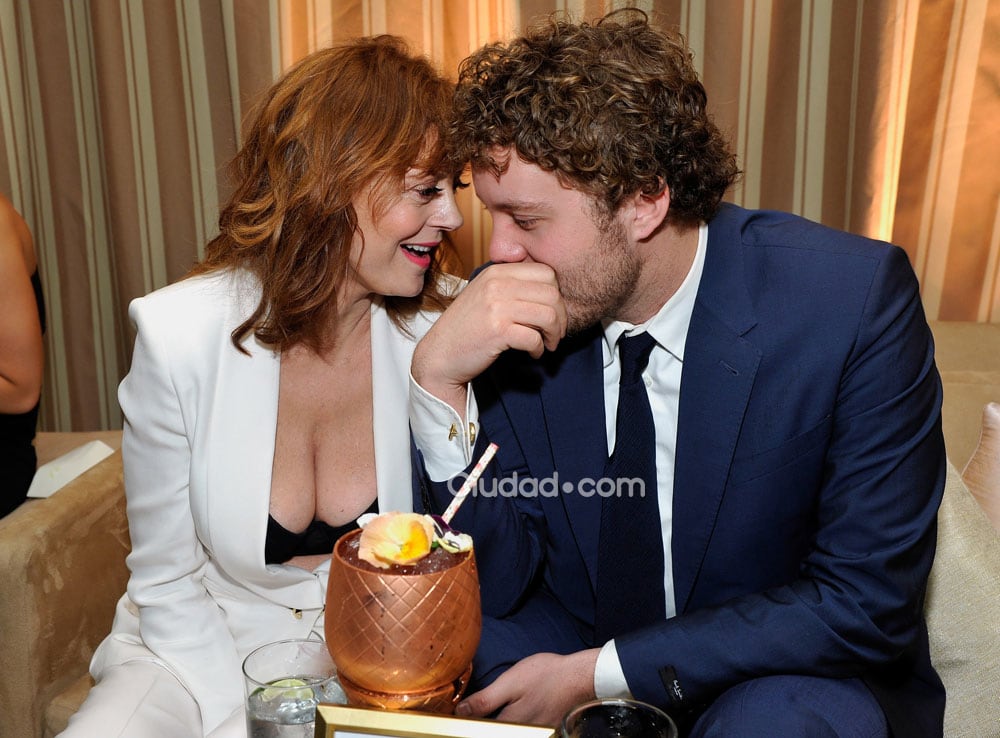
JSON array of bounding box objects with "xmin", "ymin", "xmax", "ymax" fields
[{"xmin": 1, "ymin": 0, "xmax": 998, "ymax": 432}]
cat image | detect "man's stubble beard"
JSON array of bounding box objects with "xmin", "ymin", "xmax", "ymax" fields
[{"xmin": 561, "ymin": 217, "xmax": 640, "ymax": 335}]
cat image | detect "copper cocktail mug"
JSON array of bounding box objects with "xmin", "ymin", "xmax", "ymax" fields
[{"xmin": 324, "ymin": 529, "xmax": 481, "ymax": 713}]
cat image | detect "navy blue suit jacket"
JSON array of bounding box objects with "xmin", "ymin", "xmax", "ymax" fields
[{"xmin": 426, "ymin": 204, "xmax": 945, "ymax": 735}]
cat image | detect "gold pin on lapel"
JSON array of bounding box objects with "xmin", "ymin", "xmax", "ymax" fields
[
  {"xmin": 448, "ymin": 423, "xmax": 458, "ymax": 441},
  {"xmin": 468, "ymin": 423, "xmax": 477, "ymax": 443}
]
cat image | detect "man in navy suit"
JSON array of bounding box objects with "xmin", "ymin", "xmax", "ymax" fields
[{"xmin": 410, "ymin": 10, "xmax": 945, "ymax": 736}]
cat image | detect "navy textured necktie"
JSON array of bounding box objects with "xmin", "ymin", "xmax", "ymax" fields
[{"xmin": 594, "ymin": 331, "xmax": 666, "ymax": 644}]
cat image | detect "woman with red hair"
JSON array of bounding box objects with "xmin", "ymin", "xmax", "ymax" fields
[{"xmin": 62, "ymin": 36, "xmax": 464, "ymax": 737}]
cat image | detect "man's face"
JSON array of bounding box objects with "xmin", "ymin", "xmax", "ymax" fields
[{"xmin": 472, "ymin": 150, "xmax": 640, "ymax": 333}]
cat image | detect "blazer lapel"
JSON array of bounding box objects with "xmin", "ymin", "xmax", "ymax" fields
[
  {"xmin": 370, "ymin": 302, "xmax": 418, "ymax": 513},
  {"xmin": 194, "ymin": 273, "xmax": 327, "ymax": 607},
  {"xmin": 209, "ymin": 329, "xmax": 329, "ymax": 602},
  {"xmin": 211, "ymin": 298, "xmax": 417, "ymax": 570},
  {"xmin": 672, "ymin": 205, "xmax": 761, "ymax": 613},
  {"xmin": 672, "ymin": 310, "xmax": 759, "ymax": 612},
  {"xmin": 539, "ymin": 328, "xmax": 608, "ymax": 593},
  {"xmin": 205, "ymin": 314, "xmax": 282, "ymax": 579}
]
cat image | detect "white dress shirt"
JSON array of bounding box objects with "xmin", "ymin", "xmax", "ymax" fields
[{"xmin": 409, "ymin": 224, "xmax": 708, "ymax": 698}]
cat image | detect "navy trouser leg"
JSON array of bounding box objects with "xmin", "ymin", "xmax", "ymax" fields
[{"xmin": 689, "ymin": 675, "xmax": 888, "ymax": 738}]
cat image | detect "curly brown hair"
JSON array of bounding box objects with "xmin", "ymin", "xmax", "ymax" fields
[
  {"xmin": 451, "ymin": 10, "xmax": 739, "ymax": 224},
  {"xmin": 192, "ymin": 35, "xmax": 462, "ymax": 353}
]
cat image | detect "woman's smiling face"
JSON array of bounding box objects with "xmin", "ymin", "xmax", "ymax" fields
[{"xmin": 346, "ymin": 168, "xmax": 464, "ymax": 302}]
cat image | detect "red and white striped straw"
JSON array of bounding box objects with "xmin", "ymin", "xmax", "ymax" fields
[{"xmin": 442, "ymin": 442, "xmax": 499, "ymax": 524}]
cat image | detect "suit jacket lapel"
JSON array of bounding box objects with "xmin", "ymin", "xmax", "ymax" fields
[
  {"xmin": 672, "ymin": 205, "xmax": 761, "ymax": 613},
  {"xmin": 672, "ymin": 310, "xmax": 759, "ymax": 612},
  {"xmin": 538, "ymin": 328, "xmax": 608, "ymax": 593}
]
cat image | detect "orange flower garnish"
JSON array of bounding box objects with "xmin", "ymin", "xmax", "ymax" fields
[{"xmin": 358, "ymin": 512, "xmax": 436, "ymax": 569}]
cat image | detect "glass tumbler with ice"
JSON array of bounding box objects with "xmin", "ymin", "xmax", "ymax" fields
[{"xmin": 242, "ymin": 638, "xmax": 346, "ymax": 738}]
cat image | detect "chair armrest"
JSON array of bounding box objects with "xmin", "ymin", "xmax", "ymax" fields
[{"xmin": 0, "ymin": 449, "xmax": 129, "ymax": 738}]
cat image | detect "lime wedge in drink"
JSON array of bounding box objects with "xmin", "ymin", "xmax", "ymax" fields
[{"xmin": 256, "ymin": 677, "xmax": 314, "ymax": 702}]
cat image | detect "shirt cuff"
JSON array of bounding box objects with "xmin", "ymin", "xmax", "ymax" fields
[
  {"xmin": 409, "ymin": 373, "xmax": 479, "ymax": 482},
  {"xmin": 594, "ymin": 640, "xmax": 633, "ymax": 699}
]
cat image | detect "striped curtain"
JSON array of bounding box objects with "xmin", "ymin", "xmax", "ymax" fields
[{"xmin": 1, "ymin": 0, "xmax": 997, "ymax": 432}]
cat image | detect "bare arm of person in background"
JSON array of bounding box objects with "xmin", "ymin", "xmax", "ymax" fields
[{"xmin": 0, "ymin": 193, "xmax": 44, "ymax": 414}]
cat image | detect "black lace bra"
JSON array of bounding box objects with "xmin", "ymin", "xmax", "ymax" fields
[{"xmin": 264, "ymin": 497, "xmax": 378, "ymax": 564}]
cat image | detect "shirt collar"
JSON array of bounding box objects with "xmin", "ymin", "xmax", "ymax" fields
[{"xmin": 601, "ymin": 222, "xmax": 708, "ymax": 367}]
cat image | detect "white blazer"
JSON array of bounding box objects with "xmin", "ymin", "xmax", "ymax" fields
[{"xmin": 91, "ymin": 268, "xmax": 450, "ymax": 733}]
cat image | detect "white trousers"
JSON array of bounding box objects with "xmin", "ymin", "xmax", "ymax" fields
[{"xmin": 58, "ymin": 661, "xmax": 245, "ymax": 738}]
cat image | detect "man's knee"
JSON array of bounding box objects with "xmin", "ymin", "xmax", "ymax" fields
[{"xmin": 689, "ymin": 675, "xmax": 888, "ymax": 738}]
